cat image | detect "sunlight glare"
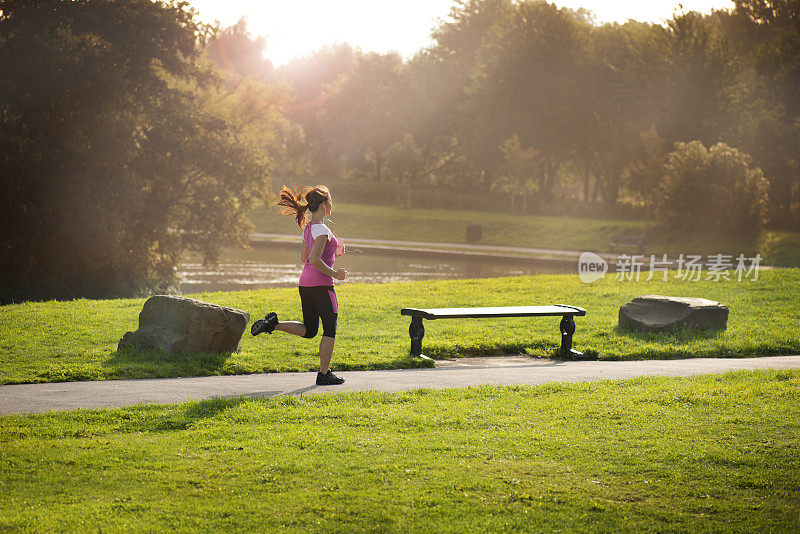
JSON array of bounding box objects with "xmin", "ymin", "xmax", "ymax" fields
[{"xmin": 188, "ymin": 0, "xmax": 736, "ymax": 66}]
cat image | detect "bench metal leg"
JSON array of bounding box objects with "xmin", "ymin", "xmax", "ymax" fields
[
  {"xmin": 409, "ymin": 317, "xmax": 425, "ymax": 357},
  {"xmin": 559, "ymin": 315, "xmax": 584, "ymax": 359}
]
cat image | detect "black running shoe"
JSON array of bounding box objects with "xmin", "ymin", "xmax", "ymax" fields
[
  {"xmin": 251, "ymin": 312, "xmax": 278, "ymax": 336},
  {"xmin": 316, "ymin": 369, "xmax": 345, "ymax": 386}
]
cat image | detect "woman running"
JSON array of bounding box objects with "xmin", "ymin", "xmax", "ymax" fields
[{"xmin": 251, "ymin": 185, "xmax": 348, "ymax": 386}]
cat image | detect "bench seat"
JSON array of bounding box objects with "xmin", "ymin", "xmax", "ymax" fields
[
  {"xmin": 401, "ymin": 305, "xmax": 586, "ymax": 320},
  {"xmin": 400, "ymin": 304, "xmax": 591, "ymax": 360}
]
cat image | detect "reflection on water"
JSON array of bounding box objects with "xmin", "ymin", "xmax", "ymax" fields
[{"xmin": 179, "ymin": 245, "xmax": 570, "ymax": 293}]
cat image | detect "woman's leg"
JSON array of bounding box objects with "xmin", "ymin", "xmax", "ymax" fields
[
  {"xmin": 274, "ymin": 322, "xmax": 306, "ymax": 336},
  {"xmin": 319, "ymin": 336, "xmax": 334, "ymax": 374},
  {"xmin": 295, "ymin": 286, "xmax": 339, "ymax": 376},
  {"xmin": 316, "ymin": 287, "xmax": 339, "ymax": 373},
  {"xmin": 296, "ymin": 286, "xmax": 320, "ymax": 339}
]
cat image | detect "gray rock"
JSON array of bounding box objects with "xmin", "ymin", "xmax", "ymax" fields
[
  {"xmin": 118, "ymin": 295, "xmax": 250, "ymax": 354},
  {"xmin": 619, "ymin": 295, "xmax": 728, "ymax": 333}
]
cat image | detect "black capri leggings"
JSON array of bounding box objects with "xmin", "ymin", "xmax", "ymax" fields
[{"xmin": 299, "ymin": 285, "xmax": 338, "ymax": 339}]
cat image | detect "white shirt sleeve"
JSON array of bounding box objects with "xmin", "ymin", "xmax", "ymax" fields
[{"xmin": 309, "ymin": 223, "xmax": 332, "ymax": 241}]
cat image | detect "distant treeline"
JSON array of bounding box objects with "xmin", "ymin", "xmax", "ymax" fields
[
  {"xmin": 0, "ymin": 0, "xmax": 797, "ymax": 301},
  {"xmin": 265, "ymin": 0, "xmax": 797, "ymax": 231}
]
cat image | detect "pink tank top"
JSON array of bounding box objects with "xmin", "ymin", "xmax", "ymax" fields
[{"xmin": 298, "ymin": 223, "xmax": 343, "ymax": 287}]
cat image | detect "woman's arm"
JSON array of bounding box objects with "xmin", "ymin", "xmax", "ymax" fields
[
  {"xmin": 309, "ymin": 235, "xmax": 336, "ymax": 277},
  {"xmin": 301, "ymin": 242, "xmax": 309, "ymax": 264},
  {"xmin": 309, "ymin": 235, "xmax": 347, "ymax": 280}
]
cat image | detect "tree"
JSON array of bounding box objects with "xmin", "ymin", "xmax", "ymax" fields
[
  {"xmin": 625, "ymin": 124, "xmax": 669, "ymax": 213},
  {"xmin": 386, "ymin": 134, "xmax": 424, "ymax": 208},
  {"xmin": 422, "ymin": 0, "xmax": 507, "ymax": 148},
  {"xmin": 317, "ymin": 52, "xmax": 408, "ymax": 183},
  {"xmin": 279, "ymin": 44, "xmax": 357, "ymax": 179},
  {"xmin": 464, "ymin": 1, "xmax": 589, "ymax": 202},
  {"xmin": 0, "ymin": 0, "xmax": 287, "ymax": 302},
  {"xmin": 205, "ymin": 18, "xmax": 275, "ymax": 83},
  {"xmin": 493, "ymin": 135, "xmax": 539, "ymax": 211},
  {"xmin": 659, "ymin": 12, "xmax": 735, "ymax": 146},
  {"xmin": 577, "ymin": 21, "xmax": 669, "ymax": 207},
  {"xmin": 383, "ymin": 134, "xmax": 463, "ymax": 208},
  {"xmin": 725, "ymin": 0, "xmax": 800, "ymax": 226}
]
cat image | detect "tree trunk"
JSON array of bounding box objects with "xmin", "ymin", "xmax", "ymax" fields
[
  {"xmin": 603, "ymin": 160, "xmax": 623, "ymax": 207},
  {"xmin": 373, "ymin": 151, "xmax": 384, "ymax": 182},
  {"xmin": 604, "ymin": 175, "xmax": 620, "ymax": 206},
  {"xmin": 539, "ymin": 157, "xmax": 556, "ymax": 201},
  {"xmin": 794, "ymin": 170, "xmax": 800, "ymax": 229},
  {"xmin": 590, "ymin": 175, "xmax": 600, "ymax": 203},
  {"xmin": 582, "ymin": 171, "xmax": 590, "ymax": 202},
  {"xmin": 784, "ymin": 175, "xmax": 792, "ymax": 220}
]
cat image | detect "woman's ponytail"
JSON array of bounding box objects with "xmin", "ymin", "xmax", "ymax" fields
[
  {"xmin": 276, "ymin": 185, "xmax": 310, "ymax": 228},
  {"xmin": 275, "ymin": 184, "xmax": 331, "ymax": 228}
]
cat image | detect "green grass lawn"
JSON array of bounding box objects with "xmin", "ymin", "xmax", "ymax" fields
[
  {"xmin": 1, "ymin": 270, "xmax": 799, "ymax": 385},
  {"xmin": 249, "ymin": 200, "xmax": 800, "ymax": 262},
  {"xmin": 1, "ymin": 371, "xmax": 798, "ymax": 532}
]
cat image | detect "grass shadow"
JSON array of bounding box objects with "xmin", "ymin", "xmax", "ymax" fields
[
  {"xmin": 613, "ymin": 324, "xmax": 726, "ymax": 343},
  {"xmin": 182, "ymin": 396, "xmax": 255, "ymax": 421},
  {"xmin": 422, "ymin": 341, "xmax": 555, "ymax": 360},
  {"xmin": 123, "ymin": 396, "xmax": 261, "ymax": 434},
  {"xmin": 336, "ymin": 352, "xmax": 436, "ymax": 371},
  {"xmin": 104, "ymin": 347, "xmax": 233, "ymax": 380}
]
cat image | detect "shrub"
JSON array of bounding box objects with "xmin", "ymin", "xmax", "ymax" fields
[{"xmin": 658, "ymin": 141, "xmax": 768, "ymax": 237}]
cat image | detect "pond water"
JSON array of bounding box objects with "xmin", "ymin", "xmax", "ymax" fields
[{"xmin": 179, "ymin": 244, "xmax": 571, "ymax": 293}]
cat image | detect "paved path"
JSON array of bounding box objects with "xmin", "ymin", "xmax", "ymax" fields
[
  {"xmin": 2, "ymin": 355, "xmax": 799, "ymax": 415},
  {"xmin": 252, "ymin": 233, "xmax": 595, "ymax": 258}
]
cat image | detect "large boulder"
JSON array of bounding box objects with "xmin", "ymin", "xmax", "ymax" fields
[
  {"xmin": 619, "ymin": 295, "xmax": 728, "ymax": 333},
  {"xmin": 118, "ymin": 295, "xmax": 250, "ymax": 354}
]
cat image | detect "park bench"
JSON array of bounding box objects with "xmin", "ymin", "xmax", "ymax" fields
[
  {"xmin": 400, "ymin": 304, "xmax": 590, "ymax": 360},
  {"xmin": 608, "ymin": 235, "xmax": 645, "ymax": 254}
]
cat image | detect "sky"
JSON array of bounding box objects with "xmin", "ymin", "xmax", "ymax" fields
[{"xmin": 187, "ymin": 0, "xmax": 736, "ymax": 67}]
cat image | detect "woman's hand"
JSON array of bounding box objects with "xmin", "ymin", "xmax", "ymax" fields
[{"xmin": 334, "ymin": 268, "xmax": 348, "ymax": 281}]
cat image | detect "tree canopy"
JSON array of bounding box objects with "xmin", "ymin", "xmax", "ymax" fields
[
  {"xmin": 276, "ymin": 0, "xmax": 798, "ymax": 227},
  {"xmin": 0, "ymin": 0, "xmax": 288, "ymax": 302},
  {"xmin": 3, "ymin": 0, "xmax": 799, "ymax": 301}
]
